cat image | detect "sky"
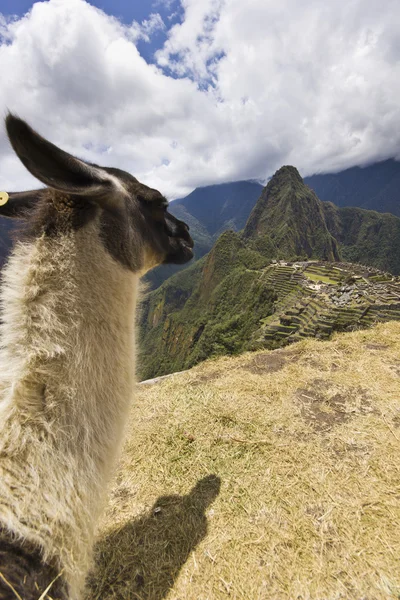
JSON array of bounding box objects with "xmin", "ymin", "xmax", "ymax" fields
[{"xmin": 0, "ymin": 0, "xmax": 399, "ymax": 199}]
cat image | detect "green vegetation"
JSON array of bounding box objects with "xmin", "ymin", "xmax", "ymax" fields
[
  {"xmin": 330, "ymin": 205, "xmax": 400, "ymax": 275},
  {"xmin": 303, "ymin": 265, "xmax": 343, "ymax": 284},
  {"xmin": 243, "ymin": 166, "xmax": 340, "ymax": 261},
  {"xmin": 146, "ymin": 166, "xmax": 400, "ymax": 290},
  {"xmin": 303, "ymin": 271, "xmax": 337, "ymax": 284},
  {"xmin": 140, "ymin": 250, "xmax": 400, "ymax": 380}
]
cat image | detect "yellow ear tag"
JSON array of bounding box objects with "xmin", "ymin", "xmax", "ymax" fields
[{"xmin": 0, "ymin": 192, "xmax": 9, "ymax": 206}]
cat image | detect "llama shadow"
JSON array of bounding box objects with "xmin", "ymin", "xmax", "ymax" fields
[{"xmin": 86, "ymin": 474, "xmax": 221, "ymax": 600}]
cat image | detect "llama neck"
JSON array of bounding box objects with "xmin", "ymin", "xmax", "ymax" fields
[
  {"xmin": 0, "ymin": 224, "xmax": 140, "ymax": 596},
  {"xmin": 0, "ymin": 223, "xmax": 139, "ymax": 465}
]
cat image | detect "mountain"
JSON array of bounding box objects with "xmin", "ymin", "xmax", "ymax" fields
[
  {"xmin": 243, "ymin": 165, "xmax": 400, "ymax": 273},
  {"xmin": 173, "ymin": 180, "xmax": 263, "ymax": 236},
  {"xmin": 244, "ymin": 166, "xmax": 340, "ymax": 261},
  {"xmin": 304, "ymin": 158, "xmax": 400, "ymax": 216},
  {"xmin": 146, "ymin": 159, "xmax": 400, "ymax": 291},
  {"xmin": 138, "ymin": 166, "xmax": 400, "ymax": 380},
  {"xmin": 144, "ymin": 181, "xmax": 263, "ymax": 289},
  {"xmin": 139, "ymin": 230, "xmax": 274, "ymax": 379}
]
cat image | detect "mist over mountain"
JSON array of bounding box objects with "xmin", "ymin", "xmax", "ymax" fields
[{"xmin": 173, "ymin": 181, "xmax": 263, "ymax": 236}]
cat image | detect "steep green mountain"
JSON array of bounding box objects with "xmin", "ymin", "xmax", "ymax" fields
[
  {"xmin": 144, "ymin": 181, "xmax": 263, "ymax": 289},
  {"xmin": 304, "ymin": 158, "xmax": 400, "ymax": 216},
  {"xmin": 139, "ymin": 166, "xmax": 400, "ymax": 380},
  {"xmin": 243, "ymin": 166, "xmax": 400, "ymax": 273},
  {"xmin": 244, "ymin": 166, "xmax": 340, "ymax": 261},
  {"xmin": 322, "ymin": 203, "xmax": 400, "ymax": 275},
  {"xmin": 139, "ymin": 230, "xmax": 274, "ymax": 379}
]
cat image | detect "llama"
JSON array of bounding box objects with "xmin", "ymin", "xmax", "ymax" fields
[{"xmin": 0, "ymin": 114, "xmax": 194, "ymax": 599}]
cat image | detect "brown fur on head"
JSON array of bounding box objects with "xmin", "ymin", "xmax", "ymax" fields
[{"xmin": 2, "ymin": 114, "xmax": 194, "ymax": 273}]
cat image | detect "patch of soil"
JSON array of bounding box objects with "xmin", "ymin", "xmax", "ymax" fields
[
  {"xmin": 364, "ymin": 343, "xmax": 389, "ymax": 350},
  {"xmin": 393, "ymin": 415, "xmax": 400, "ymax": 429},
  {"xmin": 301, "ymin": 358, "xmax": 340, "ymax": 372},
  {"xmin": 295, "ymin": 379, "xmax": 374, "ymax": 433},
  {"xmin": 193, "ymin": 371, "xmax": 222, "ymax": 385},
  {"xmin": 302, "ymin": 358, "xmax": 322, "ymax": 370},
  {"xmin": 329, "ymin": 439, "xmax": 372, "ymax": 459},
  {"xmin": 243, "ymin": 350, "xmax": 299, "ymax": 374},
  {"xmin": 389, "ymin": 362, "xmax": 400, "ymax": 377}
]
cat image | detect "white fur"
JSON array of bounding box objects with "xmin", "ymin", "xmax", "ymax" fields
[{"xmin": 0, "ymin": 217, "xmax": 139, "ymax": 598}]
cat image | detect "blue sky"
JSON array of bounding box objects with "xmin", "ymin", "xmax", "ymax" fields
[
  {"xmin": 1, "ymin": 0, "xmax": 183, "ymax": 63},
  {"xmin": 2, "ymin": 0, "xmax": 166, "ymax": 24},
  {"xmin": 0, "ymin": 0, "xmax": 399, "ymax": 198}
]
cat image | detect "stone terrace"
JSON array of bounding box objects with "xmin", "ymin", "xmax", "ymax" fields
[{"xmin": 258, "ymin": 261, "xmax": 400, "ymax": 346}]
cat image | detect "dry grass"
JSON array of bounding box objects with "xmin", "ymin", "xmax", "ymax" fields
[{"xmin": 86, "ymin": 322, "xmax": 400, "ymax": 600}]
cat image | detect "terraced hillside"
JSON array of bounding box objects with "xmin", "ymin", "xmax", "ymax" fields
[
  {"xmin": 257, "ymin": 261, "xmax": 400, "ymax": 348},
  {"xmin": 144, "ymin": 164, "xmax": 400, "ymax": 291}
]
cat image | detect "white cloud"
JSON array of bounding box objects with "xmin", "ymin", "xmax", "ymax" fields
[
  {"xmin": 0, "ymin": 0, "xmax": 399, "ymax": 199},
  {"xmin": 130, "ymin": 13, "xmax": 165, "ymax": 43}
]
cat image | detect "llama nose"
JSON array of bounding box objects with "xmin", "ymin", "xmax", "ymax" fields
[{"xmin": 179, "ymin": 225, "xmax": 194, "ymax": 247}]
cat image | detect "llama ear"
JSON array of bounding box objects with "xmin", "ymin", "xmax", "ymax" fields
[
  {"xmin": 0, "ymin": 190, "xmax": 41, "ymax": 218},
  {"xmin": 5, "ymin": 114, "xmax": 123, "ymax": 208}
]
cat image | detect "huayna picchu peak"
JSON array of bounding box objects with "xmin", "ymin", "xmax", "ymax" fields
[{"xmin": 244, "ymin": 165, "xmax": 340, "ymax": 262}]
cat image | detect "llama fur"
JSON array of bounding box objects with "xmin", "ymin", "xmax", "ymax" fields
[{"xmin": 0, "ymin": 218, "xmax": 141, "ymax": 597}]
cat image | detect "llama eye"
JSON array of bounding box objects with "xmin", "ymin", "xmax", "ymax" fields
[{"xmin": 153, "ymin": 209, "xmax": 165, "ymax": 222}]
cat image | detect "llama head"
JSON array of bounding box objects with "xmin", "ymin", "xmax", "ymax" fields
[{"xmin": 1, "ymin": 114, "xmax": 194, "ymax": 273}]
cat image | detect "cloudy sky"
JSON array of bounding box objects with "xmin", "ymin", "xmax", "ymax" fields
[{"xmin": 0, "ymin": 0, "xmax": 399, "ymax": 199}]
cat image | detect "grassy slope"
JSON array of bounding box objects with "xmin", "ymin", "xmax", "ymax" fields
[{"xmin": 87, "ymin": 321, "xmax": 400, "ymax": 600}]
